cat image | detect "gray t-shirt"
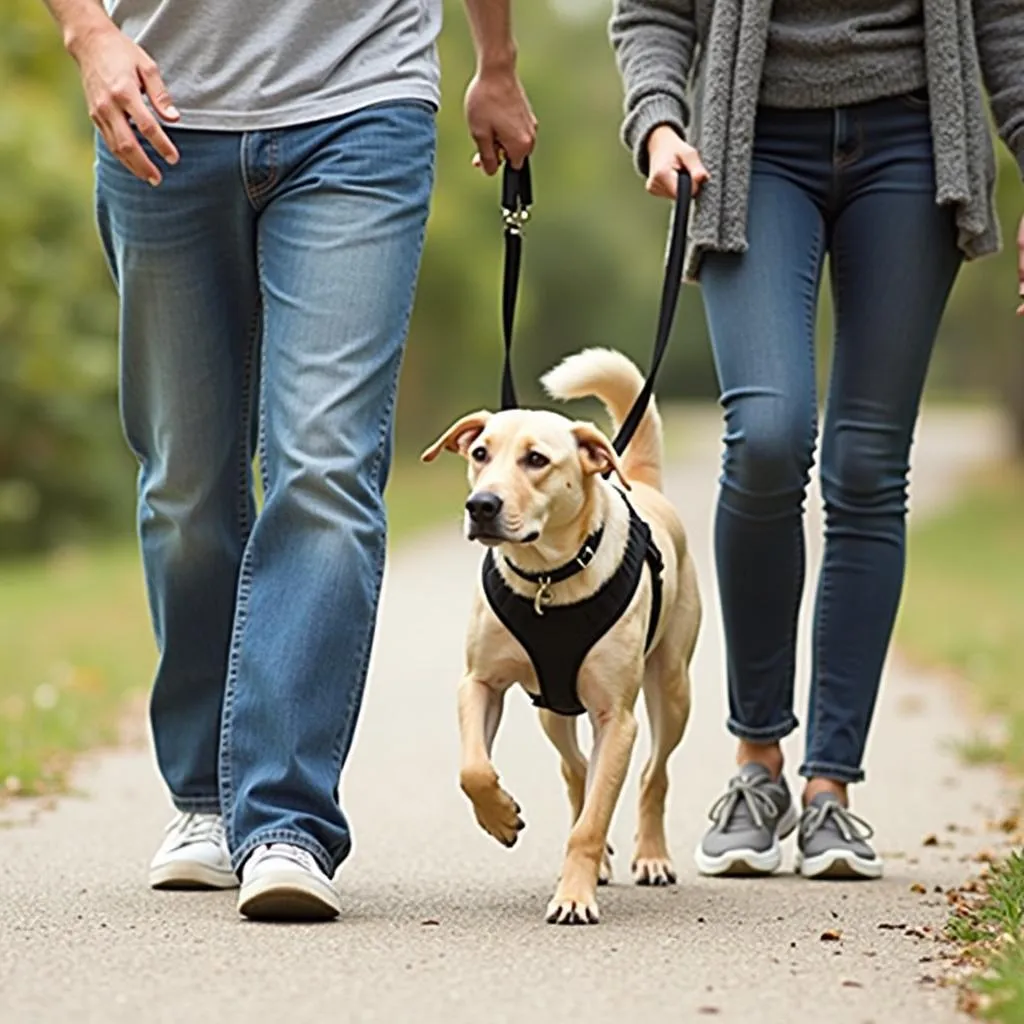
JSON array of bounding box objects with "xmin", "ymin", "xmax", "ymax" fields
[
  {"xmin": 105, "ymin": 0, "xmax": 442, "ymax": 130},
  {"xmin": 761, "ymin": 0, "xmax": 927, "ymax": 109}
]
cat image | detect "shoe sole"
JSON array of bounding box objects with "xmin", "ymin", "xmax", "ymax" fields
[
  {"xmin": 149, "ymin": 862, "xmax": 239, "ymax": 891},
  {"xmin": 796, "ymin": 849, "xmax": 884, "ymax": 880},
  {"xmin": 238, "ymin": 875, "xmax": 341, "ymax": 922},
  {"xmin": 694, "ymin": 804, "xmax": 799, "ymax": 877}
]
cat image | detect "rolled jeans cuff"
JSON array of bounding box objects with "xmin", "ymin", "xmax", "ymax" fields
[
  {"xmin": 799, "ymin": 760, "xmax": 866, "ymax": 785},
  {"xmin": 726, "ymin": 713, "xmax": 799, "ymax": 744}
]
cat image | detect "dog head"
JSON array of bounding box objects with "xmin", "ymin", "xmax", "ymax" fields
[{"xmin": 422, "ymin": 409, "xmax": 628, "ymax": 547}]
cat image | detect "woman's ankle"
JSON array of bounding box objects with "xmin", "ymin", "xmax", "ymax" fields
[
  {"xmin": 803, "ymin": 776, "xmax": 848, "ymax": 808},
  {"xmin": 736, "ymin": 740, "xmax": 784, "ymax": 780}
]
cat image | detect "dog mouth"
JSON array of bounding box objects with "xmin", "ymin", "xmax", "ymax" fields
[{"xmin": 467, "ymin": 525, "xmax": 540, "ymax": 546}]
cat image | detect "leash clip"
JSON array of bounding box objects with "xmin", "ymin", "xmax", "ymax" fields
[
  {"xmin": 533, "ymin": 577, "xmax": 553, "ymax": 617},
  {"xmin": 501, "ymin": 203, "xmax": 530, "ymax": 236},
  {"xmin": 501, "ymin": 160, "xmax": 533, "ymax": 238}
]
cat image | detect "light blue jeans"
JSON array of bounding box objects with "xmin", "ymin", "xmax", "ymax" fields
[{"xmin": 95, "ymin": 101, "xmax": 436, "ymax": 875}]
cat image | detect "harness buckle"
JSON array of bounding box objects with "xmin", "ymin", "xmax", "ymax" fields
[
  {"xmin": 576, "ymin": 544, "xmax": 595, "ymax": 570},
  {"xmin": 533, "ymin": 577, "xmax": 553, "ymax": 616}
]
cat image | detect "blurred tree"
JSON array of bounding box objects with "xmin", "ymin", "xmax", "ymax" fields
[
  {"xmin": 2, "ymin": 0, "xmax": 1021, "ymax": 558},
  {"xmin": 398, "ymin": 0, "xmax": 717, "ymax": 446},
  {"xmin": 0, "ymin": 3, "xmax": 129, "ymax": 556},
  {"xmin": 936, "ymin": 146, "xmax": 1024, "ymax": 453}
]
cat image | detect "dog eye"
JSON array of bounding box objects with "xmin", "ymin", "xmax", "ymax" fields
[
  {"xmin": 524, "ymin": 451, "xmax": 549, "ymax": 469},
  {"xmin": 470, "ymin": 445, "xmax": 488, "ymax": 463}
]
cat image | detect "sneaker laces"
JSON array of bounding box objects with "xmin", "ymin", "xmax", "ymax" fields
[
  {"xmin": 168, "ymin": 811, "xmax": 225, "ymax": 847},
  {"xmin": 708, "ymin": 775, "xmax": 781, "ymax": 831},
  {"xmin": 250, "ymin": 843, "xmax": 320, "ymax": 875},
  {"xmin": 800, "ymin": 800, "xmax": 874, "ymax": 844}
]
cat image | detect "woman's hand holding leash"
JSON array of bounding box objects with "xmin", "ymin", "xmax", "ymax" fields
[{"xmin": 646, "ymin": 125, "xmax": 709, "ymax": 199}]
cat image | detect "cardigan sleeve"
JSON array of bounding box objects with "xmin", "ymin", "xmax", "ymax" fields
[
  {"xmin": 974, "ymin": 0, "xmax": 1024, "ymax": 178},
  {"xmin": 610, "ymin": 0, "xmax": 697, "ymax": 177}
]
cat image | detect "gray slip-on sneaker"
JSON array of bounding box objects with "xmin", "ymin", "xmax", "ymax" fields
[
  {"xmin": 694, "ymin": 763, "xmax": 798, "ymax": 877},
  {"xmin": 796, "ymin": 793, "xmax": 883, "ymax": 880}
]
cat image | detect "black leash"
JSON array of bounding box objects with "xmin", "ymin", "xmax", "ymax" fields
[
  {"xmin": 608, "ymin": 171, "xmax": 691, "ymax": 456},
  {"xmin": 498, "ymin": 161, "xmax": 691, "ymax": 454},
  {"xmin": 499, "ymin": 158, "xmax": 533, "ymax": 411}
]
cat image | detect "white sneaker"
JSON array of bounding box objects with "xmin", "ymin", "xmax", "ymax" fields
[
  {"xmin": 238, "ymin": 843, "xmax": 341, "ymax": 921},
  {"xmin": 149, "ymin": 811, "xmax": 238, "ymax": 890}
]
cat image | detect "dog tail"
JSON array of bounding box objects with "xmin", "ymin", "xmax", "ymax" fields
[{"xmin": 541, "ymin": 348, "xmax": 664, "ymax": 491}]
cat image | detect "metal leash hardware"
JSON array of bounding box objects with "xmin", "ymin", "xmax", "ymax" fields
[
  {"xmin": 501, "ymin": 157, "xmax": 532, "ymax": 236},
  {"xmin": 499, "ymin": 157, "xmax": 533, "ymax": 411},
  {"xmin": 533, "ymin": 575, "xmax": 553, "ymax": 617}
]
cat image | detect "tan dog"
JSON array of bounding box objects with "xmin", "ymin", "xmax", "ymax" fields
[{"xmin": 422, "ymin": 349, "xmax": 700, "ymax": 925}]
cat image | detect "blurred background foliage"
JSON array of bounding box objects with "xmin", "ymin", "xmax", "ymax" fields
[{"xmin": 1, "ymin": 0, "xmax": 1021, "ymax": 558}]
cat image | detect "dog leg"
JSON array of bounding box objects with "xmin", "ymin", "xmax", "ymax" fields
[
  {"xmin": 538, "ymin": 710, "xmax": 614, "ymax": 884},
  {"xmin": 632, "ymin": 661, "xmax": 691, "ymax": 886},
  {"xmin": 546, "ymin": 707, "xmax": 638, "ymax": 925},
  {"xmin": 458, "ymin": 675, "xmax": 525, "ymax": 847}
]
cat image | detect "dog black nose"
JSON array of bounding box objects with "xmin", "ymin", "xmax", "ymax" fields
[{"xmin": 465, "ymin": 492, "xmax": 503, "ymax": 523}]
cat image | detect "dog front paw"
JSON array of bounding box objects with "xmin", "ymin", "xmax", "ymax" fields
[
  {"xmin": 631, "ymin": 854, "xmax": 677, "ymax": 887},
  {"xmin": 462, "ymin": 775, "xmax": 525, "ymax": 847},
  {"xmin": 545, "ymin": 890, "xmax": 600, "ymax": 925}
]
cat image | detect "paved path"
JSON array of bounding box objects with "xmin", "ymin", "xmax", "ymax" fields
[{"xmin": 0, "ymin": 407, "xmax": 1015, "ymax": 1024}]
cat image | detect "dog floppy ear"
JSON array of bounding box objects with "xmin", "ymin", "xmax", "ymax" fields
[
  {"xmin": 571, "ymin": 422, "xmax": 630, "ymax": 489},
  {"xmin": 421, "ymin": 411, "xmax": 492, "ymax": 462}
]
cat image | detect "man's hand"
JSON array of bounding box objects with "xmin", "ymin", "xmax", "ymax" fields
[
  {"xmin": 68, "ymin": 21, "xmax": 180, "ymax": 185},
  {"xmin": 645, "ymin": 125, "xmax": 709, "ymax": 199},
  {"xmin": 465, "ymin": 65, "xmax": 536, "ymax": 175},
  {"xmin": 1017, "ymin": 214, "xmax": 1023, "ymax": 316}
]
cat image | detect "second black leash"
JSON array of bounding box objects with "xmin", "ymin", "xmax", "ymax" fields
[{"xmin": 498, "ymin": 160, "xmax": 692, "ymax": 455}]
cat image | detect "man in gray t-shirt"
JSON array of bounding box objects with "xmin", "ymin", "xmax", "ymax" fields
[{"xmin": 43, "ymin": 0, "xmax": 535, "ymax": 921}]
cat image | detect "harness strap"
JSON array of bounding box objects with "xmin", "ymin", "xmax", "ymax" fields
[
  {"xmin": 482, "ymin": 493, "xmax": 665, "ymax": 717},
  {"xmin": 644, "ymin": 535, "xmax": 664, "ymax": 652}
]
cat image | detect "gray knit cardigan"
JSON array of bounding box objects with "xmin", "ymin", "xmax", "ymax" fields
[{"xmin": 611, "ymin": 0, "xmax": 1024, "ymax": 280}]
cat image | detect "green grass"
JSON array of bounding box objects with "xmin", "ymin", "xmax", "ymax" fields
[
  {"xmin": 948, "ymin": 854, "xmax": 1024, "ymax": 1022},
  {"xmin": 0, "ymin": 454, "xmax": 468, "ymax": 799},
  {"xmin": 898, "ymin": 464, "xmax": 1024, "ymax": 769},
  {"xmin": 898, "ymin": 463, "xmax": 1024, "ymax": 1021}
]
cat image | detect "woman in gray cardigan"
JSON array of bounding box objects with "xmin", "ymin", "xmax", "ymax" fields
[{"xmin": 612, "ymin": 0, "xmax": 1024, "ymax": 880}]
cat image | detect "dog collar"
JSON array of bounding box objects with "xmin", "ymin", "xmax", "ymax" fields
[{"xmin": 502, "ymin": 524, "xmax": 605, "ymax": 588}]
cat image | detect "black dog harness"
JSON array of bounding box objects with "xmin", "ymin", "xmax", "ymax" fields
[{"xmin": 482, "ymin": 493, "xmax": 664, "ymax": 717}]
